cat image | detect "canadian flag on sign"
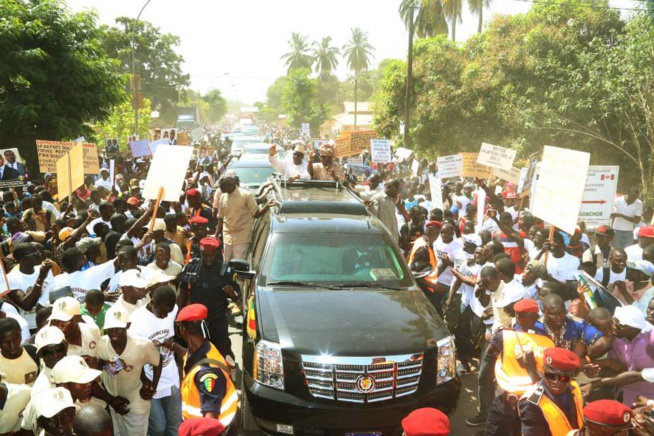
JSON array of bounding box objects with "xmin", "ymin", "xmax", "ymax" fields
[{"xmin": 601, "ymin": 174, "xmax": 615, "ymax": 180}]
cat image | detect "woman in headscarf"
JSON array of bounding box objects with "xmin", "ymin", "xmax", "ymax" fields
[{"xmin": 307, "ymin": 144, "xmax": 345, "ymax": 183}]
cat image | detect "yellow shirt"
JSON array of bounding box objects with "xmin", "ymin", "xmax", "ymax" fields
[
  {"xmin": 218, "ymin": 188, "xmax": 258, "ymax": 245},
  {"xmin": 0, "ymin": 348, "xmax": 38, "ymax": 386}
]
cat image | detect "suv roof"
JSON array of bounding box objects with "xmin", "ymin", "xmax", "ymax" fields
[{"xmin": 270, "ymin": 179, "xmax": 368, "ymax": 216}]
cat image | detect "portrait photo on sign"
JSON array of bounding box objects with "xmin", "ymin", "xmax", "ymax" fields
[
  {"xmin": 158, "ymin": 128, "xmax": 178, "ymax": 145},
  {"xmin": 0, "ymin": 148, "xmax": 26, "ymax": 179},
  {"xmin": 105, "ymin": 138, "xmax": 119, "ymax": 156}
]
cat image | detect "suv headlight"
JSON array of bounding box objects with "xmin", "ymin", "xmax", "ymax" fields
[
  {"xmin": 436, "ymin": 336, "xmax": 456, "ymax": 385},
  {"xmin": 254, "ymin": 340, "xmax": 284, "ymax": 390}
]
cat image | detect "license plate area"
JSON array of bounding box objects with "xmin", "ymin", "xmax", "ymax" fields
[{"xmin": 345, "ymin": 433, "xmax": 382, "ymax": 436}]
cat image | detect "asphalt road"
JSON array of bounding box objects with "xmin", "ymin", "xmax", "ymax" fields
[{"xmin": 228, "ymin": 320, "xmax": 481, "ymax": 435}]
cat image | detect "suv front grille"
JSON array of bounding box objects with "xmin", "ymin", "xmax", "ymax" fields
[{"xmin": 301, "ymin": 354, "xmax": 423, "ymax": 403}]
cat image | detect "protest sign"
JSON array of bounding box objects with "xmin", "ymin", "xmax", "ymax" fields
[
  {"xmin": 56, "ymin": 142, "xmax": 85, "ymax": 201},
  {"xmin": 437, "ymin": 154, "xmax": 463, "ymax": 179},
  {"xmin": 301, "ymin": 123, "xmax": 310, "ymax": 135},
  {"xmin": 348, "ymin": 155, "xmax": 364, "ymax": 165},
  {"xmin": 312, "ymin": 139, "xmax": 328, "ymax": 150},
  {"xmin": 0, "ymin": 148, "xmax": 27, "ymax": 188},
  {"xmin": 395, "ymin": 147, "xmax": 414, "ymax": 160},
  {"xmin": 532, "ymin": 146, "xmax": 590, "ymax": 235},
  {"xmin": 191, "ymin": 128, "xmax": 204, "ymax": 143},
  {"xmin": 334, "ymin": 130, "xmax": 377, "ymax": 158},
  {"xmin": 461, "ymin": 152, "xmax": 492, "ymax": 179},
  {"xmin": 491, "ymin": 166, "xmax": 522, "ymax": 185},
  {"xmin": 105, "ymin": 138, "xmax": 119, "ymax": 156},
  {"xmin": 148, "ymin": 139, "xmax": 168, "ymax": 156},
  {"xmin": 411, "ymin": 160, "xmax": 420, "ymax": 176},
  {"xmin": 520, "ymin": 152, "xmax": 540, "ymax": 197},
  {"xmin": 476, "ymin": 188, "xmax": 487, "ymax": 233},
  {"xmin": 35, "ymin": 140, "xmax": 100, "ymax": 174},
  {"xmin": 477, "ymin": 143, "xmax": 516, "ymax": 171},
  {"xmin": 371, "ymin": 139, "xmax": 392, "ymax": 163},
  {"xmin": 161, "ymin": 128, "xmax": 178, "ymax": 144},
  {"xmin": 578, "ymin": 166, "xmax": 620, "ymax": 228},
  {"xmin": 517, "ymin": 167, "xmax": 529, "ymax": 194},
  {"xmin": 143, "ymin": 145, "xmax": 194, "ymax": 203},
  {"xmin": 428, "ymin": 175, "xmax": 443, "ymax": 211},
  {"xmin": 129, "ymin": 139, "xmax": 151, "ymax": 158}
]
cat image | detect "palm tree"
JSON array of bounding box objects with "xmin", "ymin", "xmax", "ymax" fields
[
  {"xmin": 280, "ymin": 33, "xmax": 313, "ymax": 73},
  {"xmin": 342, "ymin": 28, "xmax": 375, "ymax": 130},
  {"xmin": 468, "ymin": 0, "xmax": 492, "ymax": 34},
  {"xmin": 312, "ymin": 37, "xmax": 340, "ymax": 78},
  {"xmin": 399, "ymin": 0, "xmax": 448, "ymax": 38},
  {"xmin": 442, "ymin": 0, "xmax": 463, "ymax": 41}
]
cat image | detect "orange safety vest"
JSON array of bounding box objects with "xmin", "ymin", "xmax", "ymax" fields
[
  {"xmin": 407, "ymin": 237, "xmax": 439, "ymax": 287},
  {"xmin": 181, "ymin": 342, "xmax": 238, "ymax": 426},
  {"xmin": 495, "ymin": 330, "xmax": 555, "ymax": 396},
  {"xmin": 520, "ymin": 380, "xmax": 584, "ymax": 436}
]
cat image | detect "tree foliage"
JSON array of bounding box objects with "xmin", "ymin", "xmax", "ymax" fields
[
  {"xmin": 201, "ymin": 89, "xmax": 228, "ymax": 124},
  {"xmin": 280, "ymin": 33, "xmax": 313, "ymax": 73},
  {"xmin": 281, "ymin": 69, "xmax": 329, "ymax": 136},
  {"xmin": 95, "ymin": 98, "xmax": 152, "ymax": 149},
  {"xmin": 399, "ymin": 0, "xmax": 448, "ymax": 38},
  {"xmin": 312, "ymin": 37, "xmax": 340, "ymax": 77},
  {"xmin": 0, "ymin": 0, "xmax": 126, "ymax": 170}
]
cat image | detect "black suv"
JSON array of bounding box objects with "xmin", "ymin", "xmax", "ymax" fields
[{"xmin": 237, "ymin": 179, "xmax": 460, "ymax": 435}]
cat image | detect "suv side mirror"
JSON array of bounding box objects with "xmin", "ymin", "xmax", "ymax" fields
[{"xmin": 229, "ymin": 259, "xmax": 255, "ymax": 279}]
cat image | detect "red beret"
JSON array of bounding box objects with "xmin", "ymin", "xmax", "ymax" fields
[
  {"xmin": 186, "ymin": 188, "xmax": 201, "ymax": 197},
  {"xmin": 424, "ymin": 221, "xmax": 443, "ymax": 229},
  {"xmin": 199, "ymin": 237, "xmax": 221, "ymax": 252},
  {"xmin": 514, "ymin": 298, "xmax": 539, "ymax": 313},
  {"xmin": 178, "ymin": 417, "xmax": 225, "ymax": 436},
  {"xmin": 177, "ymin": 304, "xmax": 208, "ymax": 322},
  {"xmin": 639, "ymin": 226, "xmax": 654, "ymax": 238},
  {"xmin": 189, "ymin": 216, "xmax": 209, "ymax": 225},
  {"xmin": 543, "ymin": 347, "xmax": 580, "ymax": 372},
  {"xmin": 595, "ymin": 225, "xmax": 614, "ymax": 236},
  {"xmin": 126, "ymin": 197, "xmax": 140, "ymax": 206},
  {"xmin": 402, "ymin": 408, "xmax": 450, "ymax": 436},
  {"xmin": 584, "ymin": 400, "xmax": 632, "ymax": 428}
]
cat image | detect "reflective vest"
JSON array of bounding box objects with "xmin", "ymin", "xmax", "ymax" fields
[
  {"xmin": 495, "ymin": 330, "xmax": 555, "ymax": 396},
  {"xmin": 407, "ymin": 237, "xmax": 439, "ymax": 287},
  {"xmin": 181, "ymin": 342, "xmax": 238, "ymax": 427},
  {"xmin": 520, "ymin": 380, "xmax": 584, "ymax": 436}
]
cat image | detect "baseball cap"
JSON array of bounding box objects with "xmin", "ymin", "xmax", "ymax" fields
[
  {"xmin": 462, "ymin": 234, "xmax": 482, "ymax": 247},
  {"xmin": 49, "ymin": 297, "xmax": 81, "ymax": 322},
  {"xmin": 595, "ymin": 225, "xmax": 614, "ymax": 237},
  {"xmin": 118, "ymin": 269, "xmax": 149, "ymax": 288},
  {"xmin": 35, "ymin": 326, "xmax": 66, "ymax": 352},
  {"xmin": 75, "ymin": 237, "xmax": 101, "ymax": 253},
  {"xmin": 30, "ymin": 388, "xmax": 75, "ymax": 423},
  {"xmin": 146, "ymin": 270, "xmax": 176, "ymax": 288},
  {"xmin": 152, "ymin": 218, "xmax": 166, "ymax": 232},
  {"xmin": 103, "ymin": 307, "xmax": 130, "ymax": 330},
  {"xmin": 58, "ymin": 227, "xmax": 74, "ymax": 241},
  {"xmin": 51, "ymin": 356, "xmax": 101, "ymax": 384}
]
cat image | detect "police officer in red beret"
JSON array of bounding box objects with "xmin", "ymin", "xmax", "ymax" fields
[
  {"xmin": 566, "ymin": 400, "xmax": 632, "ymax": 436},
  {"xmin": 185, "ymin": 216, "xmax": 209, "ymax": 264},
  {"xmin": 518, "ymin": 347, "xmax": 584, "ymax": 436},
  {"xmin": 186, "ymin": 188, "xmax": 214, "ymax": 232},
  {"xmin": 177, "ymin": 237, "xmax": 240, "ymax": 361}
]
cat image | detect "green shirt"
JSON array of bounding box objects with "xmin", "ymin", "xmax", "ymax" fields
[{"xmin": 81, "ymin": 303, "xmax": 111, "ymax": 330}]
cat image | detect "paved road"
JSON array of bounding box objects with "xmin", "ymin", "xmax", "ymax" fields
[{"xmin": 228, "ymin": 320, "xmax": 481, "ymax": 435}]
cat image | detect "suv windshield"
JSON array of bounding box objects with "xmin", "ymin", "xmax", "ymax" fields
[
  {"xmin": 233, "ymin": 167, "xmax": 275, "ymax": 186},
  {"xmin": 260, "ymin": 232, "xmax": 413, "ymax": 288}
]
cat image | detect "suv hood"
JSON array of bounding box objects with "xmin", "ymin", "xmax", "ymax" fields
[{"xmin": 257, "ymin": 288, "xmax": 449, "ymax": 355}]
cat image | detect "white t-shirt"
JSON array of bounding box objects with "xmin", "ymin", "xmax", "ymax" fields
[
  {"xmin": 452, "ymin": 194, "xmax": 471, "ymax": 215},
  {"xmin": 595, "ymin": 267, "xmax": 627, "ymax": 286},
  {"xmin": 433, "ymin": 238, "xmax": 463, "ymax": 286},
  {"xmin": 6, "ymin": 267, "xmax": 55, "ymax": 329},
  {"xmin": 0, "ymin": 382, "xmax": 31, "ymax": 434},
  {"xmin": 452, "ymin": 254, "xmax": 481, "ymax": 309},
  {"xmin": 128, "ymin": 305, "xmax": 179, "ymax": 399},
  {"xmin": 146, "ymin": 261, "xmax": 183, "ymax": 277},
  {"xmin": 63, "ymin": 321, "xmax": 100, "ymax": 358},
  {"xmin": 111, "ymin": 295, "xmax": 149, "ymax": 317},
  {"xmin": 53, "ymin": 260, "xmax": 116, "ymax": 303},
  {"xmin": 545, "ymin": 253, "xmax": 580, "ymax": 282},
  {"xmin": 625, "ymin": 244, "xmax": 643, "ymax": 262},
  {"xmin": 95, "ymin": 177, "xmax": 113, "ymax": 191},
  {"xmin": 88, "ymin": 218, "xmax": 112, "ymax": 237},
  {"xmin": 613, "ymin": 196, "xmax": 643, "ymax": 231}
]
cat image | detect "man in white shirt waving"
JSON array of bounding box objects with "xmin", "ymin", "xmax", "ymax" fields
[
  {"xmin": 268, "ymin": 144, "xmax": 310, "ymax": 181},
  {"xmin": 611, "ymin": 187, "xmax": 643, "ymax": 249}
]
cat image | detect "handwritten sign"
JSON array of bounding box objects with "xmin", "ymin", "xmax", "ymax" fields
[
  {"xmin": 532, "ymin": 146, "xmax": 590, "ymax": 235},
  {"xmin": 477, "ymin": 143, "xmax": 516, "ymax": 171},
  {"xmin": 334, "ymin": 130, "xmax": 377, "ymax": 158},
  {"xmin": 35, "ymin": 140, "xmax": 100, "ymax": 174},
  {"xmin": 491, "ymin": 166, "xmax": 522, "ymax": 185},
  {"xmin": 371, "ymin": 139, "xmax": 392, "ymax": 163},
  {"xmin": 461, "ymin": 152, "xmax": 492, "ymax": 179},
  {"xmin": 437, "ymin": 154, "xmax": 463, "ymax": 179}
]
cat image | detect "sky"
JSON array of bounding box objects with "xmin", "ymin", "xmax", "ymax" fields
[{"xmin": 65, "ymin": 0, "xmax": 642, "ymax": 105}]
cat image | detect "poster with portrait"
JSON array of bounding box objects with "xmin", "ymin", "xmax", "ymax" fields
[
  {"xmin": 0, "ymin": 147, "xmax": 27, "ymax": 188},
  {"xmin": 160, "ymin": 128, "xmax": 179, "ymax": 145},
  {"xmin": 105, "ymin": 138, "xmax": 119, "ymax": 157}
]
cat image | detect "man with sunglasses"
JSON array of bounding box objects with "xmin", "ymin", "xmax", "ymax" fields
[
  {"xmin": 568, "ymin": 399, "xmax": 633, "ymax": 436},
  {"xmin": 269, "ymin": 144, "xmax": 310, "ymax": 181},
  {"xmin": 519, "ymin": 347, "xmax": 584, "ymax": 436}
]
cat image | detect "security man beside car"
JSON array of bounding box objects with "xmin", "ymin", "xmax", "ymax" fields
[{"xmin": 177, "ymin": 237, "xmax": 240, "ymax": 361}]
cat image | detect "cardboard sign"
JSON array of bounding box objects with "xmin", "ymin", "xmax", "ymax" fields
[
  {"xmin": 477, "ymin": 143, "xmax": 516, "ymax": 171},
  {"xmin": 35, "ymin": 140, "xmax": 100, "ymax": 174},
  {"xmin": 428, "ymin": 175, "xmax": 443, "ymax": 211},
  {"xmin": 191, "ymin": 128, "xmax": 204, "ymax": 143},
  {"xmin": 371, "ymin": 139, "xmax": 392, "ymax": 163},
  {"xmin": 578, "ymin": 166, "xmax": 620, "ymax": 228},
  {"xmin": 532, "ymin": 146, "xmax": 590, "ymax": 235},
  {"xmin": 56, "ymin": 142, "xmax": 85, "ymax": 201},
  {"xmin": 129, "ymin": 139, "xmax": 151, "ymax": 158},
  {"xmin": 334, "ymin": 130, "xmax": 377, "ymax": 158},
  {"xmin": 142, "ymin": 145, "xmax": 194, "ymax": 202},
  {"xmin": 348, "ymin": 155, "xmax": 364, "ymax": 165},
  {"xmin": 491, "ymin": 166, "xmax": 522, "ymax": 185},
  {"xmin": 437, "ymin": 154, "xmax": 463, "ymax": 179},
  {"xmin": 301, "ymin": 123, "xmax": 310, "ymax": 135},
  {"xmin": 461, "ymin": 152, "xmax": 492, "ymax": 179}
]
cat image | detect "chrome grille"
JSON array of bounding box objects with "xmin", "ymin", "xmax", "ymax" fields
[{"xmin": 302, "ymin": 354, "xmax": 423, "ymax": 403}]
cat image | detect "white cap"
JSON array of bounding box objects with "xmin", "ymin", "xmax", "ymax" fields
[
  {"xmin": 119, "ymin": 269, "xmax": 149, "ymax": 288},
  {"xmin": 147, "ymin": 270, "xmax": 176, "ymax": 288},
  {"xmin": 152, "ymin": 218, "xmax": 166, "ymax": 232},
  {"xmin": 462, "ymin": 234, "xmax": 482, "ymax": 247},
  {"xmin": 614, "ymin": 305, "xmax": 653, "ymax": 333},
  {"xmin": 30, "ymin": 388, "xmax": 75, "ymax": 426},
  {"xmin": 495, "ymin": 285, "xmax": 525, "ymax": 308},
  {"xmin": 49, "ymin": 297, "xmax": 81, "ymax": 322},
  {"xmin": 35, "ymin": 326, "xmax": 66, "ymax": 352},
  {"xmin": 51, "ymin": 356, "xmax": 101, "ymax": 384},
  {"xmin": 103, "ymin": 307, "xmax": 130, "ymax": 330}
]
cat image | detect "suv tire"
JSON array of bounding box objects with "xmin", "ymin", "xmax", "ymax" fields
[{"xmin": 241, "ymin": 379, "xmax": 258, "ymax": 432}]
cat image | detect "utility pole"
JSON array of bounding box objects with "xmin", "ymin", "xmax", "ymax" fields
[{"xmin": 403, "ymin": 5, "xmax": 416, "ymax": 150}]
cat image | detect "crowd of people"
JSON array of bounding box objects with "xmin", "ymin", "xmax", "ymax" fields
[{"xmin": 0, "ymin": 135, "xmax": 653, "ymax": 436}]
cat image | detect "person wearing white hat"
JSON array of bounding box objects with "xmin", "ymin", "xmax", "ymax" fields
[
  {"xmin": 31, "ymin": 326, "xmax": 68, "ymax": 397},
  {"xmin": 52, "ymin": 355, "xmax": 102, "ymax": 405},
  {"xmin": 623, "ymin": 259, "xmax": 654, "ymax": 313},
  {"xmin": 48, "ymin": 296, "xmax": 101, "ymax": 364},
  {"xmin": 0, "ymin": 381, "xmax": 31, "ymax": 434},
  {"xmin": 22, "ymin": 387, "xmax": 76, "ymax": 436},
  {"xmin": 268, "ymin": 143, "xmax": 310, "ymax": 181},
  {"xmin": 96, "ymin": 307, "xmax": 161, "ymax": 436},
  {"xmin": 112, "ymin": 269, "xmax": 151, "ymax": 316}
]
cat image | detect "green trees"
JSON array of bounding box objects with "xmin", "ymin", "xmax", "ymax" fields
[
  {"xmin": 281, "ymin": 69, "xmax": 329, "ymax": 135},
  {"xmin": 0, "ymin": 0, "xmax": 125, "ymax": 170},
  {"xmin": 468, "ymin": 0, "xmax": 492, "ymax": 34},
  {"xmin": 399, "ymin": 0, "xmax": 448, "ymax": 38},
  {"xmin": 343, "ymin": 28, "xmax": 376, "ymax": 129},
  {"xmin": 442, "ymin": 0, "xmax": 463, "ymax": 41},
  {"xmin": 312, "ymin": 37, "xmax": 341, "ymax": 77},
  {"xmin": 280, "ymin": 33, "xmax": 313, "ymax": 73},
  {"xmin": 202, "ymin": 89, "xmax": 228, "ymax": 124}
]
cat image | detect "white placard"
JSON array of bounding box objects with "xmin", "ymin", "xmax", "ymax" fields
[
  {"xmin": 532, "ymin": 146, "xmax": 590, "ymax": 235},
  {"xmin": 371, "ymin": 139, "xmax": 392, "ymax": 163},
  {"xmin": 191, "ymin": 128, "xmax": 204, "ymax": 142},
  {"xmin": 148, "ymin": 139, "xmax": 169, "ymax": 156},
  {"xmin": 437, "ymin": 154, "xmax": 463, "ymax": 179},
  {"xmin": 528, "ymin": 163, "xmax": 541, "ymax": 211},
  {"xmin": 109, "ymin": 159, "xmax": 115, "ymax": 186},
  {"xmin": 411, "ymin": 160, "xmax": 420, "ymax": 176},
  {"xmin": 517, "ymin": 167, "xmax": 529, "ymax": 194},
  {"xmin": 477, "ymin": 143, "xmax": 516, "ymax": 171},
  {"xmin": 476, "ymin": 188, "xmax": 487, "ymax": 233},
  {"xmin": 428, "ymin": 175, "xmax": 443, "ymax": 211},
  {"xmin": 143, "ymin": 145, "xmax": 194, "ymax": 202},
  {"xmin": 491, "ymin": 166, "xmax": 522, "ymax": 184},
  {"xmin": 578, "ymin": 166, "xmax": 620, "ymax": 228},
  {"xmin": 301, "ymin": 123, "xmax": 310, "ymax": 134},
  {"xmin": 395, "ymin": 147, "xmax": 414, "ymax": 160}
]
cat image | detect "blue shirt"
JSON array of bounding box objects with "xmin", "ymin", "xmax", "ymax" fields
[{"xmin": 536, "ymin": 318, "xmax": 602, "ymax": 351}]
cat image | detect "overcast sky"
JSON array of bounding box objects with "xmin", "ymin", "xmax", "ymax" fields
[{"xmin": 65, "ymin": 0, "xmax": 640, "ymax": 104}]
